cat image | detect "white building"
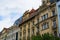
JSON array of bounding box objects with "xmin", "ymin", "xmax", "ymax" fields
[{"xmin": 6, "ymin": 26, "xmax": 20, "ymax": 40}]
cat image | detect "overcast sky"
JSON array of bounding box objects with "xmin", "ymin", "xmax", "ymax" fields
[{"xmin": 0, "ymin": 0, "xmax": 42, "ymax": 31}]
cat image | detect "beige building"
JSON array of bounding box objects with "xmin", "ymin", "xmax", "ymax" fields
[
  {"xmin": 19, "ymin": 0, "xmax": 59, "ymax": 40},
  {"xmin": 0, "ymin": 0, "xmax": 60, "ymax": 40}
]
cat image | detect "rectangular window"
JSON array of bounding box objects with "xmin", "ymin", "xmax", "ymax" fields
[
  {"xmin": 16, "ymin": 32, "xmax": 18, "ymax": 40},
  {"xmin": 24, "ymin": 24, "xmax": 26, "ymax": 30},
  {"xmin": 24, "ymin": 24, "xmax": 26, "ymax": 28},
  {"xmin": 42, "ymin": 13, "xmax": 48, "ymax": 20},
  {"xmin": 28, "ymin": 23, "xmax": 30, "ymax": 28},
  {"xmin": 36, "ymin": 25, "xmax": 39, "ymax": 32},
  {"xmin": 42, "ymin": 15, "xmax": 45, "ymax": 20},
  {"xmin": 28, "ymin": 28, "xmax": 30, "ymax": 36},
  {"xmin": 20, "ymin": 27, "xmax": 22, "ymax": 31},
  {"xmin": 42, "ymin": 22, "xmax": 49, "ymax": 30},
  {"xmin": 32, "ymin": 20, "xmax": 34, "ymax": 25},
  {"xmin": 32, "ymin": 28, "xmax": 34, "ymax": 34},
  {"xmin": 44, "ymin": 15, "xmax": 46, "ymax": 19},
  {"xmin": 52, "ymin": 10, "xmax": 55, "ymax": 16},
  {"xmin": 20, "ymin": 32, "xmax": 22, "ymax": 36},
  {"xmin": 53, "ymin": 20, "xmax": 56, "ymax": 28},
  {"xmin": 28, "ymin": 22, "xmax": 30, "ymax": 36},
  {"xmin": 36, "ymin": 25, "xmax": 40, "ymax": 35},
  {"xmin": 37, "ymin": 17, "xmax": 39, "ymax": 23},
  {"xmin": 45, "ymin": 13, "xmax": 48, "ymax": 19},
  {"xmin": 42, "ymin": 16, "xmax": 44, "ymax": 20}
]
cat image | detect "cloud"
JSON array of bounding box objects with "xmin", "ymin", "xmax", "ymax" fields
[{"xmin": 0, "ymin": 0, "xmax": 42, "ymax": 31}]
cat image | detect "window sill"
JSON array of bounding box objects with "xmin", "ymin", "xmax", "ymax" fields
[{"xmin": 41, "ymin": 27, "xmax": 49, "ymax": 31}]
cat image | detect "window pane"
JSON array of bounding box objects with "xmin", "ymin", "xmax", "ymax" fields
[
  {"xmin": 42, "ymin": 16, "xmax": 44, "ymax": 20},
  {"xmin": 53, "ymin": 20, "xmax": 56, "ymax": 28},
  {"xmin": 52, "ymin": 10, "xmax": 55, "ymax": 16},
  {"xmin": 42, "ymin": 22, "xmax": 49, "ymax": 30},
  {"xmin": 45, "ymin": 13, "xmax": 48, "ymax": 19}
]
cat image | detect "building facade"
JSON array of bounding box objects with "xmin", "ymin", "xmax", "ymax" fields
[
  {"xmin": 19, "ymin": 0, "xmax": 60, "ymax": 40},
  {"xmin": 6, "ymin": 26, "xmax": 20, "ymax": 40},
  {"xmin": 0, "ymin": 0, "xmax": 60, "ymax": 40},
  {"xmin": 0, "ymin": 28, "xmax": 9, "ymax": 40}
]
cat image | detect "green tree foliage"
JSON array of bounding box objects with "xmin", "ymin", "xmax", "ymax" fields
[{"xmin": 31, "ymin": 33, "xmax": 60, "ymax": 40}]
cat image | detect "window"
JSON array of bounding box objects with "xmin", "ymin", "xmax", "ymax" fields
[
  {"xmin": 32, "ymin": 28, "xmax": 34, "ymax": 34},
  {"xmin": 54, "ymin": 31, "xmax": 57, "ymax": 36},
  {"xmin": 20, "ymin": 32, "xmax": 22, "ymax": 36},
  {"xmin": 59, "ymin": 34, "xmax": 60, "ymax": 37},
  {"xmin": 52, "ymin": 10, "xmax": 55, "ymax": 16},
  {"xmin": 32, "ymin": 20, "xmax": 34, "ymax": 25},
  {"xmin": 24, "ymin": 24, "xmax": 26, "ymax": 28},
  {"xmin": 28, "ymin": 28, "xmax": 30, "ymax": 36},
  {"xmin": 42, "ymin": 16, "xmax": 44, "ymax": 20},
  {"xmin": 16, "ymin": 32, "xmax": 18, "ymax": 40},
  {"xmin": 20, "ymin": 27, "xmax": 22, "ymax": 31},
  {"xmin": 42, "ymin": 13, "xmax": 48, "ymax": 20},
  {"xmin": 28, "ymin": 23, "xmax": 30, "ymax": 36},
  {"xmin": 33, "ymin": 29, "xmax": 34, "ymax": 34},
  {"xmin": 53, "ymin": 20, "xmax": 56, "ymax": 28},
  {"xmin": 24, "ymin": 24, "xmax": 26, "ymax": 30},
  {"xmin": 37, "ymin": 17, "xmax": 39, "ymax": 23},
  {"xmin": 42, "ymin": 22, "xmax": 49, "ymax": 30},
  {"xmin": 36, "ymin": 25, "xmax": 40, "ymax": 35},
  {"xmin": 45, "ymin": 13, "xmax": 48, "ymax": 19}
]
